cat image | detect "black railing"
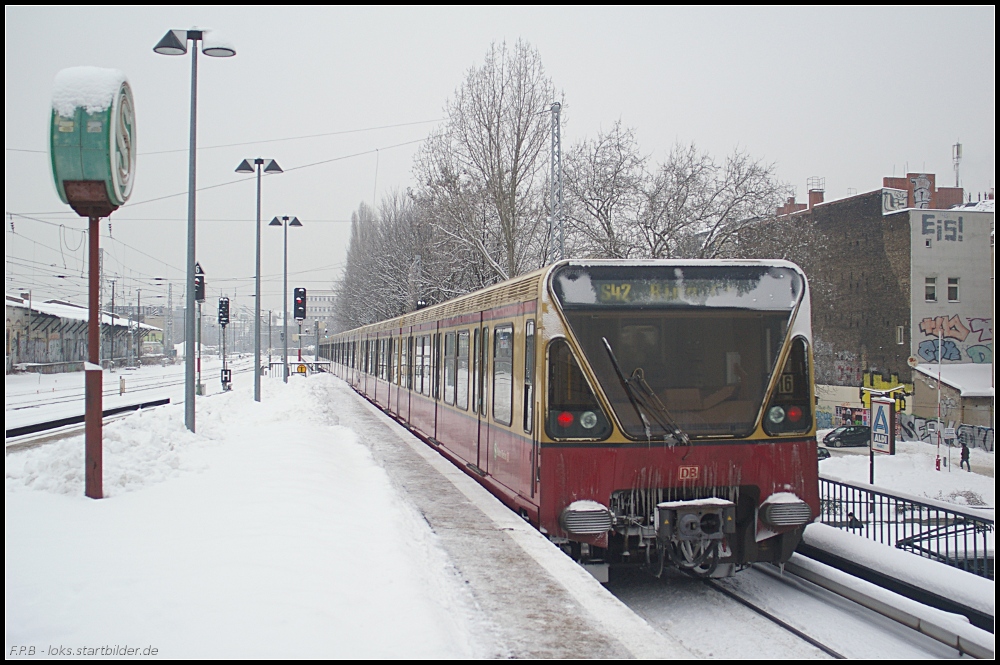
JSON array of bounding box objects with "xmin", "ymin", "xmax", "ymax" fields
[{"xmin": 818, "ymin": 476, "xmax": 994, "ymax": 579}]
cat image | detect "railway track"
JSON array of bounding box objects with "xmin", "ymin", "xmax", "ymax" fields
[{"xmin": 704, "ymin": 573, "xmax": 845, "ymax": 658}]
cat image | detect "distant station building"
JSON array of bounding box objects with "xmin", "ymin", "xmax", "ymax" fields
[
  {"xmin": 5, "ymin": 293, "xmax": 161, "ymax": 374},
  {"xmin": 759, "ymin": 175, "xmax": 994, "ymax": 432}
]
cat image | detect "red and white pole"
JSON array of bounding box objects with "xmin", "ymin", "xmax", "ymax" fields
[{"xmin": 85, "ymin": 216, "xmax": 103, "ymax": 499}]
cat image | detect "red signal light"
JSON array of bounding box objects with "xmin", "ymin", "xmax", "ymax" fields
[
  {"xmin": 557, "ymin": 411, "xmax": 574, "ymax": 428},
  {"xmin": 787, "ymin": 406, "xmax": 803, "ymax": 423}
]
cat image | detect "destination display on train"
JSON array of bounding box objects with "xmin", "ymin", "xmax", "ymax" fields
[{"xmin": 554, "ymin": 266, "xmax": 802, "ymax": 310}]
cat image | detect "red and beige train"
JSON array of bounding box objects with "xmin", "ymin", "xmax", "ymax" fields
[{"xmin": 324, "ymin": 259, "xmax": 819, "ymax": 579}]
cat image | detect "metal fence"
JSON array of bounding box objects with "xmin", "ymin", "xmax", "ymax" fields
[{"xmin": 819, "ymin": 477, "xmax": 994, "ymax": 579}]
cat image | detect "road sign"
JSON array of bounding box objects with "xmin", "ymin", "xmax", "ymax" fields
[{"xmin": 870, "ymin": 398, "xmax": 895, "ymax": 455}]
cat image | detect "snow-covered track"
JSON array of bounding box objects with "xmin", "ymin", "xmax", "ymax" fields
[{"xmin": 704, "ymin": 575, "xmax": 845, "ymax": 658}]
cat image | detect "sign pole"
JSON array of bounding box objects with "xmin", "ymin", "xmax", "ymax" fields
[{"xmin": 85, "ymin": 215, "xmax": 103, "ymax": 499}]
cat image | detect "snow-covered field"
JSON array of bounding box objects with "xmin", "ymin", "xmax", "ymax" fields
[
  {"xmin": 817, "ymin": 429, "xmax": 995, "ymax": 509},
  {"xmin": 6, "ymin": 374, "xmax": 484, "ymax": 658},
  {"xmin": 6, "ymin": 372, "xmax": 995, "ymax": 658}
]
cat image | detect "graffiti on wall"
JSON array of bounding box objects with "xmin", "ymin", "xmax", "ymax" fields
[
  {"xmin": 860, "ymin": 371, "xmax": 912, "ymax": 411},
  {"xmin": 835, "ymin": 406, "xmax": 868, "ymax": 426},
  {"xmin": 881, "ymin": 188, "xmax": 908, "ymax": 215},
  {"xmin": 815, "ymin": 408, "xmax": 833, "ymax": 429},
  {"xmin": 920, "ymin": 213, "xmax": 964, "ymax": 241},
  {"xmin": 916, "ymin": 314, "xmax": 992, "ymax": 363},
  {"xmin": 911, "ymin": 175, "xmax": 932, "ymax": 209},
  {"xmin": 898, "ymin": 413, "xmax": 994, "ymax": 451},
  {"xmin": 833, "ymin": 350, "xmax": 862, "ymax": 385}
]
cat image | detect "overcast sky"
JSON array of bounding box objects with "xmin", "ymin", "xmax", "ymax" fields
[{"xmin": 5, "ymin": 6, "xmax": 995, "ymax": 317}]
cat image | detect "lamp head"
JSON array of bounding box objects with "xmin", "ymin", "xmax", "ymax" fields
[
  {"xmin": 153, "ymin": 30, "xmax": 188, "ymax": 56},
  {"xmin": 269, "ymin": 217, "xmax": 282, "ymax": 227},
  {"xmin": 263, "ymin": 159, "xmax": 283, "ymax": 174},
  {"xmin": 235, "ymin": 159, "xmax": 255, "ymax": 174},
  {"xmin": 289, "ymin": 217, "xmax": 302, "ymax": 227}
]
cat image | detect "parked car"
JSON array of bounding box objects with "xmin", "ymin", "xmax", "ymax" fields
[
  {"xmin": 823, "ymin": 425, "xmax": 871, "ymax": 447},
  {"xmin": 817, "ymin": 446, "xmax": 831, "ymax": 460}
]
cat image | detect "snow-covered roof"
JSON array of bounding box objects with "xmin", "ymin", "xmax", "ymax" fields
[
  {"xmin": 5, "ymin": 295, "xmax": 160, "ymax": 331},
  {"xmin": 913, "ymin": 363, "xmax": 994, "ymax": 398},
  {"xmin": 950, "ymin": 199, "xmax": 994, "ymax": 213},
  {"xmin": 52, "ymin": 66, "xmax": 126, "ymax": 117}
]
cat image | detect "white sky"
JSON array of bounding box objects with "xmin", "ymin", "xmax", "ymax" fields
[{"xmin": 5, "ymin": 6, "xmax": 995, "ymax": 318}]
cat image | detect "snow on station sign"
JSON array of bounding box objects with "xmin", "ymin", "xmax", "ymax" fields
[{"xmin": 50, "ymin": 66, "xmax": 136, "ymax": 218}]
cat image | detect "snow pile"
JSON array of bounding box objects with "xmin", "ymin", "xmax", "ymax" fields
[
  {"xmin": 819, "ymin": 435, "xmax": 994, "ymax": 508},
  {"xmin": 6, "ymin": 404, "xmax": 201, "ymax": 496},
  {"xmin": 6, "ymin": 374, "xmax": 483, "ymax": 658},
  {"xmin": 52, "ymin": 66, "xmax": 125, "ymax": 117},
  {"xmin": 803, "ymin": 523, "xmax": 994, "ymax": 616}
]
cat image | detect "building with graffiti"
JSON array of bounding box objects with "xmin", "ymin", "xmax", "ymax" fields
[
  {"xmin": 755, "ymin": 174, "xmax": 993, "ymax": 437},
  {"xmin": 5, "ymin": 293, "xmax": 160, "ymax": 374}
]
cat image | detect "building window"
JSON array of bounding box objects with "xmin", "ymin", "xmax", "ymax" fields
[
  {"xmin": 925, "ymin": 239, "xmax": 932, "ymax": 248},
  {"xmin": 924, "ymin": 277, "xmax": 937, "ymax": 302},
  {"xmin": 947, "ymin": 278, "xmax": 959, "ymax": 302},
  {"xmin": 896, "ymin": 326, "xmax": 904, "ymax": 345}
]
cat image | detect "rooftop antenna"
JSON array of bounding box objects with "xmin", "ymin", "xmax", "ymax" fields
[{"xmin": 952, "ymin": 141, "xmax": 962, "ymax": 188}]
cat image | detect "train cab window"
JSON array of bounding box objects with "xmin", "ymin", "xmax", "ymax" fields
[
  {"xmin": 444, "ymin": 332, "xmax": 457, "ymax": 405},
  {"xmin": 493, "ymin": 324, "xmax": 514, "ymax": 425},
  {"xmin": 763, "ymin": 337, "xmax": 812, "ymax": 435},
  {"xmin": 546, "ymin": 338, "xmax": 612, "ymax": 440},
  {"xmin": 523, "ymin": 320, "xmax": 535, "ymax": 433},
  {"xmin": 457, "ymin": 330, "xmax": 470, "ymax": 410}
]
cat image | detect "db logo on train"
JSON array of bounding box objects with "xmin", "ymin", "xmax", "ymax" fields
[{"xmin": 679, "ymin": 466, "xmax": 699, "ymax": 481}]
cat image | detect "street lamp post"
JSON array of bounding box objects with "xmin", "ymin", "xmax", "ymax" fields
[
  {"xmin": 154, "ymin": 28, "xmax": 235, "ymax": 433},
  {"xmin": 269, "ymin": 216, "xmax": 302, "ymax": 383},
  {"xmin": 236, "ymin": 158, "xmax": 282, "ymax": 402}
]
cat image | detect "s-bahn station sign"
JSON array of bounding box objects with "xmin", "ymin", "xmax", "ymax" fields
[
  {"xmin": 48, "ymin": 66, "xmax": 136, "ymax": 500},
  {"xmin": 50, "ymin": 66, "xmax": 136, "ymax": 218}
]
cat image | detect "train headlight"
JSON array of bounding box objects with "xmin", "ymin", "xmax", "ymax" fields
[
  {"xmin": 580, "ymin": 411, "xmax": 598, "ymax": 429},
  {"xmin": 767, "ymin": 406, "xmax": 786, "ymax": 424},
  {"xmin": 557, "ymin": 411, "xmax": 574, "ymax": 428}
]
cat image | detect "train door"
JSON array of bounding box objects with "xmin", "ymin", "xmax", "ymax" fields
[
  {"xmin": 476, "ymin": 321, "xmax": 490, "ymax": 473},
  {"xmin": 523, "ymin": 318, "xmax": 539, "ymax": 500}
]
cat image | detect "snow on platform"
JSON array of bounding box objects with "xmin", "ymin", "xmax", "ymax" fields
[{"xmin": 5, "ymin": 373, "xmax": 685, "ymax": 658}]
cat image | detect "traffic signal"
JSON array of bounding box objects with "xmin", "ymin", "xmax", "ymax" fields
[
  {"xmin": 294, "ymin": 287, "xmax": 307, "ymax": 320},
  {"xmin": 194, "ymin": 274, "xmax": 205, "ymax": 302},
  {"xmin": 218, "ymin": 297, "xmax": 230, "ymax": 327}
]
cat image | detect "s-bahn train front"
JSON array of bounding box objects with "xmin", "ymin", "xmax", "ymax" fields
[{"xmin": 538, "ymin": 260, "xmax": 818, "ymax": 578}]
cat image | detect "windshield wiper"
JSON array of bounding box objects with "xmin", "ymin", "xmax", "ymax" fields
[{"xmin": 602, "ymin": 337, "xmax": 690, "ymax": 446}]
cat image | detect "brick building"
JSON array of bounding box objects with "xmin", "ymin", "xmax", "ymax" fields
[{"xmin": 759, "ymin": 175, "xmax": 993, "ymax": 429}]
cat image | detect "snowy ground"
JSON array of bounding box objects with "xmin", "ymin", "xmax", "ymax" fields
[
  {"xmin": 817, "ymin": 429, "xmax": 995, "ymax": 509},
  {"xmin": 6, "ymin": 373, "xmax": 995, "ymax": 658},
  {"xmin": 6, "ymin": 374, "xmax": 485, "ymax": 658}
]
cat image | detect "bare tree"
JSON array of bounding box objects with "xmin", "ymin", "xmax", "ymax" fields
[
  {"xmin": 413, "ymin": 40, "xmax": 554, "ymax": 281},
  {"xmin": 563, "ymin": 121, "xmax": 646, "ymax": 258}
]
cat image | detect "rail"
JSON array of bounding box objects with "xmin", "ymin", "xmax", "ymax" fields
[{"xmin": 818, "ymin": 476, "xmax": 994, "ymax": 580}]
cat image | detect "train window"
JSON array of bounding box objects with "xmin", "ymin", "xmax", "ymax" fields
[
  {"xmin": 434, "ymin": 333, "xmax": 442, "ymax": 400},
  {"xmin": 472, "ymin": 329, "xmax": 479, "ymax": 412},
  {"xmin": 401, "ymin": 336, "xmax": 410, "ymax": 388},
  {"xmin": 444, "ymin": 332, "xmax": 456, "ymax": 405},
  {"xmin": 523, "ymin": 320, "xmax": 535, "ymax": 433},
  {"xmin": 413, "ymin": 337, "xmax": 423, "ymax": 394},
  {"xmin": 493, "ymin": 324, "xmax": 514, "ymax": 426},
  {"xmin": 546, "ymin": 338, "xmax": 612, "ymax": 440},
  {"xmin": 480, "ymin": 327, "xmax": 489, "ymax": 417},
  {"xmin": 457, "ymin": 330, "xmax": 470, "ymax": 410},
  {"xmin": 422, "ymin": 335, "xmax": 432, "ymax": 396},
  {"xmin": 763, "ymin": 337, "xmax": 812, "ymax": 436}
]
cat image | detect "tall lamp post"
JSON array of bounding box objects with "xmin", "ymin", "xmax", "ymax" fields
[
  {"xmin": 154, "ymin": 28, "xmax": 235, "ymax": 433},
  {"xmin": 236, "ymin": 158, "xmax": 283, "ymax": 402},
  {"xmin": 269, "ymin": 216, "xmax": 302, "ymax": 383}
]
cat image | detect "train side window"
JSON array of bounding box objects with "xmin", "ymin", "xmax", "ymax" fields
[
  {"xmin": 457, "ymin": 330, "xmax": 470, "ymax": 410},
  {"xmin": 523, "ymin": 319, "xmax": 535, "ymax": 433},
  {"xmin": 400, "ymin": 336, "xmax": 408, "ymax": 387},
  {"xmin": 405, "ymin": 336, "xmax": 413, "ymax": 389},
  {"xmin": 422, "ymin": 335, "xmax": 432, "ymax": 396},
  {"xmin": 434, "ymin": 333, "xmax": 442, "ymax": 400},
  {"xmin": 481, "ymin": 327, "xmax": 489, "ymax": 416},
  {"xmin": 472, "ymin": 329, "xmax": 480, "ymax": 412},
  {"xmin": 444, "ymin": 332, "xmax": 457, "ymax": 405},
  {"xmin": 546, "ymin": 338, "xmax": 612, "ymax": 440},
  {"xmin": 493, "ymin": 324, "xmax": 514, "ymax": 426}
]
